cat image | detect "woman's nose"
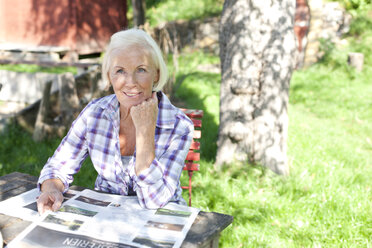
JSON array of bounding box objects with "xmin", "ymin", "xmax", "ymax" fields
[{"xmin": 125, "ymin": 73, "xmax": 136, "ymax": 85}]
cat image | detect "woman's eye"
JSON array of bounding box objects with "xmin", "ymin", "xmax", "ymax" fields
[
  {"xmin": 116, "ymin": 69, "xmax": 124, "ymax": 74},
  {"xmin": 138, "ymin": 68, "xmax": 146, "ymax": 73}
]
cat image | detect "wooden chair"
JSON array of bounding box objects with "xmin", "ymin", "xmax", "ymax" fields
[{"xmin": 181, "ymin": 108, "xmax": 204, "ymax": 206}]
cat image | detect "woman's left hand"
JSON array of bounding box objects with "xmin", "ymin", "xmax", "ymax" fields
[{"xmin": 130, "ymin": 92, "xmax": 158, "ymax": 175}]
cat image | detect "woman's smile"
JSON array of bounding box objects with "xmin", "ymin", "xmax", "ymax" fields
[{"xmin": 123, "ymin": 91, "xmax": 142, "ymax": 98}]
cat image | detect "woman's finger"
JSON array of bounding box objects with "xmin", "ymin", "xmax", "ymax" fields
[
  {"xmin": 37, "ymin": 193, "xmax": 49, "ymax": 214},
  {"xmin": 51, "ymin": 193, "xmax": 63, "ymax": 211}
]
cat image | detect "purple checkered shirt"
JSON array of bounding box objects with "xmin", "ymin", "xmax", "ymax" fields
[{"xmin": 38, "ymin": 92, "xmax": 193, "ymax": 209}]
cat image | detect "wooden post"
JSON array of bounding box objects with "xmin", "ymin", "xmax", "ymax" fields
[
  {"xmin": 58, "ymin": 72, "xmax": 80, "ymax": 128},
  {"xmin": 33, "ymin": 80, "xmax": 52, "ymax": 142},
  {"xmin": 348, "ymin": 52, "xmax": 364, "ymax": 72}
]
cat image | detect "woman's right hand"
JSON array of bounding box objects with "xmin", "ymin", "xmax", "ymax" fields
[
  {"xmin": 37, "ymin": 179, "xmax": 64, "ymax": 215},
  {"xmin": 37, "ymin": 190, "xmax": 64, "ymax": 215}
]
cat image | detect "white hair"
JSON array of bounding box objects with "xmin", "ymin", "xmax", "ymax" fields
[{"xmin": 102, "ymin": 28, "xmax": 168, "ymax": 91}]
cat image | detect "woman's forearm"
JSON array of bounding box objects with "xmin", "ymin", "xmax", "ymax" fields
[{"xmin": 135, "ymin": 130, "xmax": 156, "ymax": 175}]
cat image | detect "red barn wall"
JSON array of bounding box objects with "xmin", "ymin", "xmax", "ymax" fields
[{"xmin": 0, "ymin": 0, "xmax": 127, "ymax": 54}]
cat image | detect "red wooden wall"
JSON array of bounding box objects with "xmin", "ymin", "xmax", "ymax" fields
[{"xmin": 0, "ymin": 0, "xmax": 127, "ymax": 55}]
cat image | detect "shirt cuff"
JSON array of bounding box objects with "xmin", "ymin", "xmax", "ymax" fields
[
  {"xmin": 130, "ymin": 159, "xmax": 163, "ymax": 189},
  {"xmin": 37, "ymin": 173, "xmax": 69, "ymax": 193}
]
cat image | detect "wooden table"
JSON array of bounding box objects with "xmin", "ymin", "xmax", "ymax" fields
[{"xmin": 0, "ymin": 172, "xmax": 233, "ymax": 248}]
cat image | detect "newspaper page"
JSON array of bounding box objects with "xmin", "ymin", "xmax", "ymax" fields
[
  {"xmin": 1, "ymin": 189, "xmax": 200, "ymax": 248},
  {"xmin": 0, "ymin": 188, "xmax": 80, "ymax": 222}
]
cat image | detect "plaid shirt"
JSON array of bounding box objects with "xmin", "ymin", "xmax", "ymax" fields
[{"xmin": 38, "ymin": 92, "xmax": 193, "ymax": 209}]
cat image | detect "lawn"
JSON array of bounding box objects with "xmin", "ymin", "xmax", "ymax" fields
[{"xmin": 1, "ymin": 1, "xmax": 372, "ymax": 247}]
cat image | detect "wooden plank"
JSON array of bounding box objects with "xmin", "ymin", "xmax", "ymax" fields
[
  {"xmin": 190, "ymin": 141, "xmax": 200, "ymax": 150},
  {"xmin": 0, "ymin": 180, "xmax": 29, "ymax": 194},
  {"xmin": 0, "ymin": 184, "xmax": 36, "ymax": 201},
  {"xmin": 19, "ymin": 174, "xmax": 39, "ymax": 183},
  {"xmin": 181, "ymin": 109, "xmax": 204, "ymax": 118},
  {"xmin": 193, "ymin": 130, "xmax": 201, "ymax": 139},
  {"xmin": 0, "ymin": 172, "xmax": 38, "ymax": 186},
  {"xmin": 182, "ymin": 211, "xmax": 233, "ymax": 248},
  {"xmin": 183, "ymin": 163, "xmax": 200, "ymax": 171},
  {"xmin": 0, "ymin": 172, "xmax": 27, "ymax": 182},
  {"xmin": 191, "ymin": 119, "xmax": 202, "ymax": 128},
  {"xmin": 186, "ymin": 151, "xmax": 200, "ymax": 162},
  {"xmin": 1, "ymin": 217, "xmax": 32, "ymax": 244},
  {"xmin": 0, "ymin": 214, "xmax": 15, "ymax": 228}
]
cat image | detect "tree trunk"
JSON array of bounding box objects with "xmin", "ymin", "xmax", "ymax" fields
[
  {"xmin": 131, "ymin": 0, "xmax": 146, "ymax": 27},
  {"xmin": 216, "ymin": 0, "xmax": 296, "ymax": 175},
  {"xmin": 347, "ymin": 52, "xmax": 364, "ymax": 72}
]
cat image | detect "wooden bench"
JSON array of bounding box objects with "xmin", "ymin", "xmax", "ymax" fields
[{"xmin": 181, "ymin": 109, "xmax": 204, "ymax": 206}]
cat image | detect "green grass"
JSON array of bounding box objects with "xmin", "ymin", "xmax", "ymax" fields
[{"xmin": 0, "ymin": 64, "xmax": 77, "ymax": 74}]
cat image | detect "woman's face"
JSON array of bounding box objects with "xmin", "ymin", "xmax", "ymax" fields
[{"xmin": 109, "ymin": 45, "xmax": 159, "ymax": 111}]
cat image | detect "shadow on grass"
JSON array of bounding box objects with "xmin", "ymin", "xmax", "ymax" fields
[
  {"xmin": 172, "ymin": 71, "xmax": 220, "ymax": 162},
  {"xmin": 0, "ymin": 122, "xmax": 97, "ymax": 188}
]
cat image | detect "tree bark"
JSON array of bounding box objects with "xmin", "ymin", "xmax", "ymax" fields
[
  {"xmin": 216, "ymin": 0, "xmax": 296, "ymax": 175},
  {"xmin": 131, "ymin": 0, "xmax": 146, "ymax": 27}
]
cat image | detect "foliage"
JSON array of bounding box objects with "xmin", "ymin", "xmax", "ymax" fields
[
  {"xmin": 127, "ymin": 0, "xmax": 224, "ymax": 27},
  {"xmin": 348, "ymin": 13, "xmax": 372, "ymax": 36},
  {"xmin": 318, "ymin": 7, "xmax": 372, "ymax": 74},
  {"xmin": 331, "ymin": 0, "xmax": 371, "ymax": 11}
]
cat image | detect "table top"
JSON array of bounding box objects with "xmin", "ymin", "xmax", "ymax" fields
[{"xmin": 0, "ymin": 172, "xmax": 233, "ymax": 248}]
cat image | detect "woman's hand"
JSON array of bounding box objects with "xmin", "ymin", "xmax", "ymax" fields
[
  {"xmin": 130, "ymin": 92, "xmax": 158, "ymax": 175},
  {"xmin": 130, "ymin": 91, "xmax": 158, "ymax": 132},
  {"xmin": 37, "ymin": 190, "xmax": 63, "ymax": 214},
  {"xmin": 37, "ymin": 178, "xmax": 64, "ymax": 215}
]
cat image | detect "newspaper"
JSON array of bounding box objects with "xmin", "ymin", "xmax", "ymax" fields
[{"xmin": 0, "ymin": 189, "xmax": 200, "ymax": 248}]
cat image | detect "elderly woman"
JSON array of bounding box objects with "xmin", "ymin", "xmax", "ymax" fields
[{"xmin": 37, "ymin": 29, "xmax": 193, "ymax": 213}]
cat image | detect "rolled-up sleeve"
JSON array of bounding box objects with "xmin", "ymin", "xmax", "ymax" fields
[
  {"xmin": 131, "ymin": 119, "xmax": 193, "ymax": 209},
  {"xmin": 37, "ymin": 105, "xmax": 90, "ymax": 193}
]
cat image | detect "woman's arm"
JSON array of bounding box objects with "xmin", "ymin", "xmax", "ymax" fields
[
  {"xmin": 130, "ymin": 92, "xmax": 193, "ymax": 209},
  {"xmin": 37, "ymin": 102, "xmax": 92, "ymax": 212},
  {"xmin": 130, "ymin": 92, "xmax": 158, "ymax": 175},
  {"xmin": 133, "ymin": 128, "xmax": 192, "ymax": 209}
]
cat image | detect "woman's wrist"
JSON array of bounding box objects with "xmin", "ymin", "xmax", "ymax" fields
[{"xmin": 41, "ymin": 178, "xmax": 64, "ymax": 193}]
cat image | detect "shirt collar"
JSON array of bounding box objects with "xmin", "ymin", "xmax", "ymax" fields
[{"xmin": 156, "ymin": 91, "xmax": 177, "ymax": 129}]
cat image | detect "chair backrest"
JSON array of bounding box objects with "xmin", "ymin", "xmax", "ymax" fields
[{"xmin": 181, "ymin": 108, "xmax": 203, "ymax": 206}]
